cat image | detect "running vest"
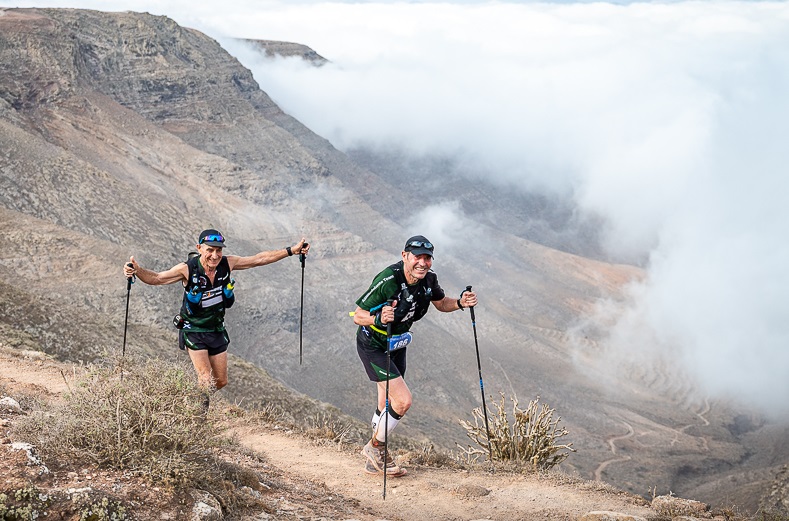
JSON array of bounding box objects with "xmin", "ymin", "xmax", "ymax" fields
[
  {"xmin": 388, "ymin": 261, "xmax": 435, "ymax": 325},
  {"xmin": 180, "ymin": 256, "xmax": 234, "ymax": 333},
  {"xmin": 356, "ymin": 261, "xmax": 445, "ymax": 346}
]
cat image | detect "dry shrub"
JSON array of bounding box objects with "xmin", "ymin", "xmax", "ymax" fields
[
  {"xmin": 652, "ymin": 493, "xmax": 709, "ymax": 518},
  {"xmin": 752, "ymin": 511, "xmax": 789, "ymax": 521},
  {"xmin": 13, "ymin": 356, "xmax": 223, "ymax": 487},
  {"xmin": 459, "ymin": 392, "xmax": 575, "ymax": 469},
  {"xmin": 304, "ymin": 412, "xmax": 355, "ymax": 445},
  {"xmin": 404, "ymin": 443, "xmax": 462, "ymax": 469}
]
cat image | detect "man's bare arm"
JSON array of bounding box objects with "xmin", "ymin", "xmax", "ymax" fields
[
  {"xmin": 431, "ymin": 290, "xmax": 477, "ymax": 313},
  {"xmin": 124, "ymin": 256, "xmax": 187, "ymax": 286},
  {"xmin": 227, "ymin": 238, "xmax": 309, "ymax": 271}
]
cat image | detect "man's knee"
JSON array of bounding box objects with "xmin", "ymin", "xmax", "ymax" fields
[
  {"xmin": 393, "ymin": 393, "xmax": 412, "ymax": 415},
  {"xmin": 214, "ymin": 378, "xmax": 228, "ymax": 390}
]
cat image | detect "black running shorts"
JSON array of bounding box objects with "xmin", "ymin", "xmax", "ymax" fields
[
  {"xmin": 179, "ymin": 330, "xmax": 229, "ymax": 356},
  {"xmin": 356, "ymin": 327, "xmax": 407, "ymax": 382}
]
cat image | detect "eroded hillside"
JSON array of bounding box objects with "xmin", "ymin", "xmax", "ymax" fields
[{"xmin": 1, "ymin": 7, "xmax": 787, "ymax": 513}]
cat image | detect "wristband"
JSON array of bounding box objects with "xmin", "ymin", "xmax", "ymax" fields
[
  {"xmin": 374, "ymin": 312, "xmax": 384, "ymax": 328},
  {"xmin": 457, "ymin": 298, "xmax": 465, "ymax": 310},
  {"xmin": 286, "ymin": 246, "xmax": 293, "ymax": 256}
]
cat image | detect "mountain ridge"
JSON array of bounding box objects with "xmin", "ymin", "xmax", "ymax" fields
[{"xmin": 1, "ymin": 7, "xmax": 787, "ymax": 514}]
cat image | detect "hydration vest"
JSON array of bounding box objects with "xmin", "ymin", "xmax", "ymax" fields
[
  {"xmin": 179, "ymin": 255, "xmax": 234, "ymax": 332},
  {"xmin": 388, "ymin": 261, "xmax": 434, "ymax": 325}
]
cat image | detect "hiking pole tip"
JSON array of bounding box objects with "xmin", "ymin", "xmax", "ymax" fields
[
  {"xmin": 298, "ymin": 243, "xmax": 308, "ymax": 365},
  {"xmin": 464, "ymin": 284, "xmax": 492, "ymax": 463},
  {"xmin": 121, "ymin": 262, "xmax": 135, "ymax": 380},
  {"xmin": 382, "ymin": 298, "xmax": 394, "ymax": 499}
]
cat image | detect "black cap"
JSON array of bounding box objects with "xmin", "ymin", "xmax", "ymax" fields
[
  {"xmin": 404, "ymin": 235, "xmax": 434, "ymax": 257},
  {"xmin": 198, "ymin": 229, "xmax": 225, "ymax": 248}
]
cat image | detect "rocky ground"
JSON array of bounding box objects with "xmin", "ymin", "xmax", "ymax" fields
[{"xmin": 1, "ymin": 347, "xmax": 753, "ymax": 521}]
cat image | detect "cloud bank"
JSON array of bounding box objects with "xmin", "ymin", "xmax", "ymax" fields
[
  {"xmin": 5, "ymin": 0, "xmax": 788, "ymax": 415},
  {"xmin": 220, "ymin": 1, "xmax": 789, "ymax": 417}
]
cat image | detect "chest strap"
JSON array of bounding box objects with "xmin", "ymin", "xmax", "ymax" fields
[{"xmin": 367, "ymin": 323, "xmax": 387, "ymax": 336}]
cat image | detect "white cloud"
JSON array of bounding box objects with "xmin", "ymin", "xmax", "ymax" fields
[
  {"xmin": 212, "ymin": 1, "xmax": 789, "ymax": 417},
  {"xmin": 5, "ymin": 0, "xmax": 789, "ymax": 415},
  {"xmin": 404, "ymin": 201, "xmax": 489, "ymax": 257}
]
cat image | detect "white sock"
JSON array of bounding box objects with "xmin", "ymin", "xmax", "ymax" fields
[
  {"xmin": 371, "ymin": 410, "xmax": 381, "ymax": 432},
  {"xmin": 374, "ymin": 410, "xmax": 400, "ymax": 443}
]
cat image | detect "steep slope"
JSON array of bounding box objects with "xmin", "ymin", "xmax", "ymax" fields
[
  {"xmin": 1, "ymin": 7, "xmax": 787, "ymax": 512},
  {"xmin": 0, "ymin": 346, "xmax": 657, "ymax": 521}
]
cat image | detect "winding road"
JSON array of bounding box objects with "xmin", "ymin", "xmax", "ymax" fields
[{"xmin": 594, "ymin": 420, "xmax": 634, "ymax": 482}]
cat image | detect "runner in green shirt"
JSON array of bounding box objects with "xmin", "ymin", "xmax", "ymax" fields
[{"xmin": 352, "ymin": 235, "xmax": 477, "ymax": 476}]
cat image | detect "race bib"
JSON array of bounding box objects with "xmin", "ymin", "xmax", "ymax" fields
[
  {"xmin": 388, "ymin": 332, "xmax": 413, "ymax": 352},
  {"xmin": 201, "ymin": 287, "xmax": 223, "ymax": 308}
]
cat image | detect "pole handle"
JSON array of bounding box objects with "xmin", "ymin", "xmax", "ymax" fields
[
  {"xmin": 126, "ymin": 263, "xmax": 134, "ymax": 291},
  {"xmin": 299, "ymin": 242, "xmax": 309, "ymax": 268},
  {"xmin": 384, "ymin": 298, "xmax": 394, "ymax": 337},
  {"xmin": 463, "ymin": 285, "xmax": 475, "ymax": 319}
]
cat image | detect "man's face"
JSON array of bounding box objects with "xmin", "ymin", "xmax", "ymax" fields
[
  {"xmin": 197, "ymin": 244, "xmax": 223, "ymax": 271},
  {"xmin": 402, "ymin": 251, "xmax": 433, "ymax": 282}
]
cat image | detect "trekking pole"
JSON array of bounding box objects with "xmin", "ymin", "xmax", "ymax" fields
[
  {"xmin": 383, "ymin": 298, "xmax": 394, "ymax": 500},
  {"xmin": 464, "ymin": 285, "xmax": 492, "ymax": 462},
  {"xmin": 121, "ymin": 263, "xmax": 134, "ymax": 380},
  {"xmin": 298, "ymin": 243, "xmax": 308, "ymax": 365}
]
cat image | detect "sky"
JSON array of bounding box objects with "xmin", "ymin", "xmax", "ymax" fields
[{"xmin": 4, "ymin": 0, "xmax": 789, "ymax": 417}]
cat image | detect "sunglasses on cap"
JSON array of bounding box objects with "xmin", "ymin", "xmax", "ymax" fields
[
  {"xmin": 405, "ymin": 240, "xmax": 433, "ymax": 251},
  {"xmin": 200, "ymin": 234, "xmax": 224, "ymax": 244}
]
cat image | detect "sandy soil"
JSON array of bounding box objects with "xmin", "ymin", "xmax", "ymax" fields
[
  {"xmin": 235, "ymin": 425, "xmax": 654, "ymax": 521},
  {"xmin": 0, "ymin": 348, "xmax": 656, "ymax": 521}
]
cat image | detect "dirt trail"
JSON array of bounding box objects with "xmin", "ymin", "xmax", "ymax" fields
[
  {"xmin": 1, "ymin": 350, "xmax": 655, "ymax": 520},
  {"xmin": 0, "ymin": 348, "xmax": 75, "ymax": 395},
  {"xmin": 233, "ymin": 427, "xmax": 653, "ymax": 521}
]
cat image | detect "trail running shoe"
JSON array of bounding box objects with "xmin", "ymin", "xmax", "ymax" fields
[
  {"xmin": 364, "ymin": 459, "xmax": 408, "ymax": 477},
  {"xmin": 363, "ymin": 459, "xmax": 379, "ymax": 475},
  {"xmin": 361, "ymin": 439, "xmax": 384, "ymax": 471},
  {"xmin": 361, "ymin": 440, "xmax": 404, "ymax": 475}
]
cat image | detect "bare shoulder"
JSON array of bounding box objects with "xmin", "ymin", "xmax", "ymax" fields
[
  {"xmin": 225, "ymin": 254, "xmax": 242, "ymax": 270},
  {"xmin": 161, "ymin": 262, "xmax": 189, "ymax": 283}
]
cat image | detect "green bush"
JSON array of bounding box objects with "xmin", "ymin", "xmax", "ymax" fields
[{"xmin": 459, "ymin": 392, "xmax": 575, "ymax": 469}]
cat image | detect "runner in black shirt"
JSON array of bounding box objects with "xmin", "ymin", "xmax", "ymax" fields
[{"xmin": 123, "ymin": 229, "xmax": 309, "ymax": 402}]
